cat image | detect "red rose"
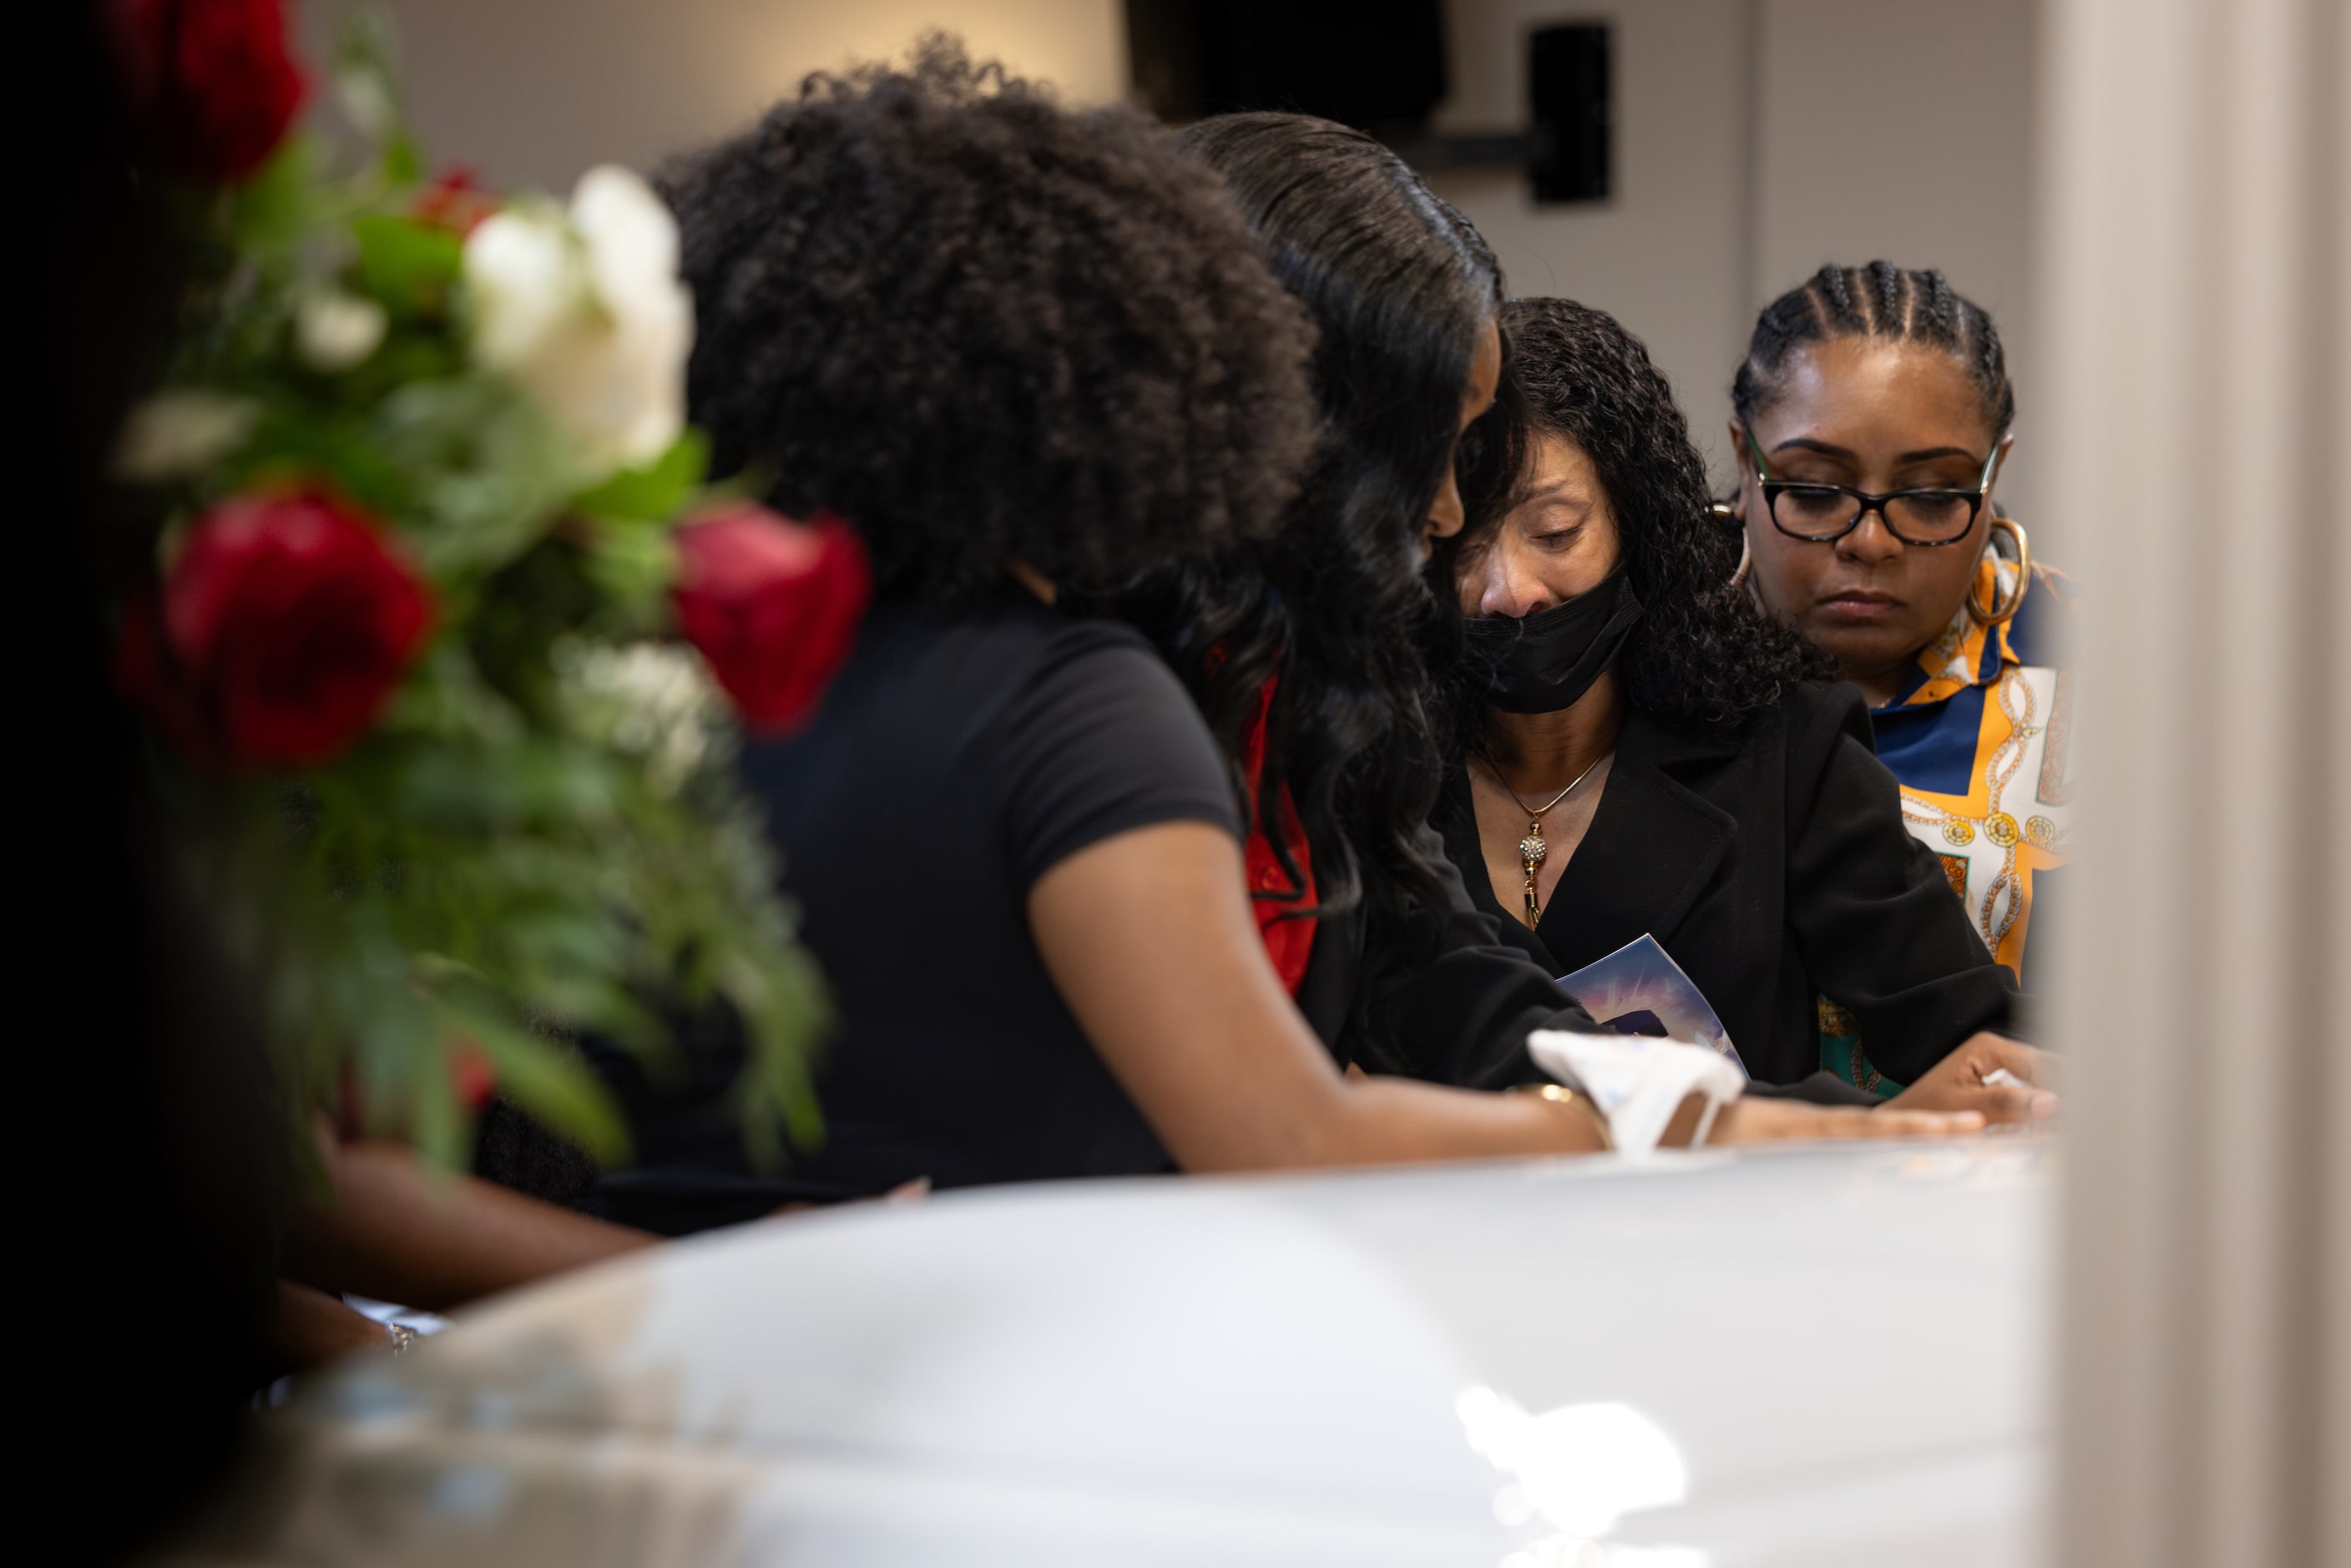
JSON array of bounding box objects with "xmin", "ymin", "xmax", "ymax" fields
[
  {"xmin": 111, "ymin": 0, "xmax": 306, "ymax": 184},
  {"xmin": 413, "ymin": 165, "xmax": 502, "ymax": 237},
  {"xmin": 447, "ymin": 1035, "xmax": 499, "ymax": 1114},
  {"xmin": 673, "ymin": 507, "xmax": 871, "ymax": 736},
  {"xmin": 118, "ymin": 492, "xmax": 432, "ymax": 768}
]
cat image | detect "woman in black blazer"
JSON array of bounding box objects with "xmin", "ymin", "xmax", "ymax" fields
[{"xmin": 1428, "ymin": 297, "xmax": 2037, "ymax": 1092}]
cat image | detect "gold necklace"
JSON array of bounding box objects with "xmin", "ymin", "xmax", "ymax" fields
[{"xmin": 1479, "ymin": 751, "xmax": 1604, "ymax": 927}]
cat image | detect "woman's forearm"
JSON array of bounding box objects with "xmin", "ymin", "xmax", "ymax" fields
[
  {"xmin": 1032, "ymin": 822, "xmax": 1606, "ymax": 1172},
  {"xmin": 266, "ymin": 1279, "xmax": 394, "ymax": 1374},
  {"xmin": 1261, "ymin": 1075, "xmax": 1607, "ymax": 1169},
  {"xmin": 284, "ymin": 1138, "xmax": 655, "ymax": 1313}
]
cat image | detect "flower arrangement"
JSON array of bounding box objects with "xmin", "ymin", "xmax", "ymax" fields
[{"xmin": 106, "ymin": 0, "xmax": 867, "ymax": 1166}]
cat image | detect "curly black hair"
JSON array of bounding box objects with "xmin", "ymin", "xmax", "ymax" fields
[
  {"xmin": 660, "ymin": 42, "xmax": 1319, "ymax": 607},
  {"xmin": 1444, "ymin": 296, "xmax": 1834, "ymax": 742},
  {"xmin": 1114, "ymin": 114, "xmax": 1499, "ymax": 978}
]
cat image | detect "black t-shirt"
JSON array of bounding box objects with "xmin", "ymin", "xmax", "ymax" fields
[{"xmin": 592, "ymin": 596, "xmax": 1241, "ymax": 1220}]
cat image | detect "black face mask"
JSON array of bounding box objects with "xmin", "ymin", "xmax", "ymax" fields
[{"xmin": 1460, "ymin": 564, "xmax": 1644, "ymax": 713}]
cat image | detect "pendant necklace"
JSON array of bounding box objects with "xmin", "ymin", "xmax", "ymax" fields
[{"xmin": 1479, "ymin": 751, "xmax": 1605, "ymax": 928}]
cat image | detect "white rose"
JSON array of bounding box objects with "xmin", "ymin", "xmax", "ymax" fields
[
  {"xmin": 296, "ymin": 287, "xmax": 388, "ymax": 371},
  {"xmin": 114, "ymin": 390, "xmax": 260, "ymax": 481},
  {"xmin": 463, "ymin": 164, "xmax": 693, "ymax": 478}
]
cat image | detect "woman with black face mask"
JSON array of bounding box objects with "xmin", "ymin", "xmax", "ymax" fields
[{"xmin": 1432, "ymin": 298, "xmax": 2049, "ymax": 1106}]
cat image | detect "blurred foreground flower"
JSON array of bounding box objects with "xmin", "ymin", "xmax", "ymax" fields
[
  {"xmin": 296, "ymin": 287, "xmax": 389, "ymax": 371},
  {"xmin": 114, "ymin": 388, "xmax": 259, "ymax": 481},
  {"xmin": 103, "ymin": 13, "xmax": 847, "ymax": 1169},
  {"xmin": 110, "ymin": 0, "xmax": 306, "ymax": 183},
  {"xmin": 554, "ymin": 639, "xmax": 722, "ymax": 795},
  {"xmin": 675, "ymin": 508, "xmax": 871, "ymax": 735},
  {"xmin": 413, "ymin": 166, "xmax": 498, "ymax": 236},
  {"xmin": 117, "ymin": 492, "xmax": 431, "ymax": 768},
  {"xmin": 464, "ymin": 166, "xmax": 693, "ymax": 478}
]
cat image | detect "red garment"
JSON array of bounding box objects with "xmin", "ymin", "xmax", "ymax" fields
[{"xmin": 1237, "ymin": 673, "xmax": 1317, "ymax": 993}]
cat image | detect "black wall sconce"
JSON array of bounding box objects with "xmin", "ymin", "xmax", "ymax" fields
[{"xmin": 1529, "ymin": 23, "xmax": 1611, "ymax": 204}]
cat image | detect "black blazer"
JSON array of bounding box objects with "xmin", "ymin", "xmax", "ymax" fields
[
  {"xmin": 1431, "ymin": 681, "xmax": 2023, "ymax": 1087},
  {"xmin": 1295, "ymin": 824, "xmax": 1599, "ymax": 1087}
]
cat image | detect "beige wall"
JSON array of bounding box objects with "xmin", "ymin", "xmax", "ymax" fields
[
  {"xmin": 1427, "ymin": 0, "xmax": 1754, "ymax": 481},
  {"xmin": 1752, "ymin": 0, "xmax": 2040, "ymax": 523},
  {"xmin": 321, "ymin": 0, "xmax": 2039, "ymax": 514},
  {"xmin": 309, "ymin": 0, "xmax": 1127, "ymax": 190},
  {"xmin": 1428, "ymin": 0, "xmax": 2040, "ymax": 518}
]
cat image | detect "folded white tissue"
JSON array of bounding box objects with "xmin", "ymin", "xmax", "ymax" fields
[{"xmin": 1526, "ymin": 1030, "xmax": 1748, "ymax": 1155}]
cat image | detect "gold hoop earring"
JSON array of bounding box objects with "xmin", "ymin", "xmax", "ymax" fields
[
  {"xmin": 1709, "ymin": 500, "xmax": 1765, "ymax": 604},
  {"xmin": 1707, "ymin": 502, "xmax": 1752, "ymax": 589},
  {"xmin": 1966, "ymin": 515, "xmax": 2032, "ymax": 625}
]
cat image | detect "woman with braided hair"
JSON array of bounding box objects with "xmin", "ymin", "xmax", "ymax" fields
[
  {"xmin": 1729, "ymin": 261, "xmax": 2071, "ymax": 1086},
  {"xmin": 1429, "ymin": 296, "xmax": 2051, "ymax": 1109}
]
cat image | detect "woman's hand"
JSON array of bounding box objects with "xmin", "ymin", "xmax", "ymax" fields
[
  {"xmin": 285, "ymin": 1125, "xmax": 657, "ymax": 1313},
  {"xmin": 1698, "ymin": 1095, "xmax": 1984, "ymax": 1146},
  {"xmin": 1883, "ymin": 1033, "xmax": 2060, "ymax": 1125},
  {"xmin": 266, "ymin": 1280, "xmax": 395, "ymax": 1376}
]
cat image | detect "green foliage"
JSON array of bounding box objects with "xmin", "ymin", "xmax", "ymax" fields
[
  {"xmin": 575, "ymin": 432, "xmax": 709, "ymax": 524},
  {"xmin": 351, "ymin": 215, "xmax": 463, "ymax": 316},
  {"xmin": 127, "ymin": 12, "xmax": 827, "ymax": 1175},
  {"xmin": 226, "ymin": 137, "xmax": 322, "ymax": 255}
]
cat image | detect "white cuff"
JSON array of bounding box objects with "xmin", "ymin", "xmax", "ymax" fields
[{"xmin": 1526, "ymin": 1031, "xmax": 1747, "ymax": 1155}]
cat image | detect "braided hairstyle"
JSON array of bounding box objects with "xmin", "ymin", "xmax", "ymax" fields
[
  {"xmin": 1443, "ymin": 297, "xmax": 1834, "ymax": 746},
  {"xmin": 1732, "ymin": 260, "xmax": 2015, "ymax": 435}
]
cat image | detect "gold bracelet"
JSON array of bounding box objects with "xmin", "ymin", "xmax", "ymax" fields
[{"xmin": 1509, "ymin": 1081, "xmax": 1614, "ymax": 1151}]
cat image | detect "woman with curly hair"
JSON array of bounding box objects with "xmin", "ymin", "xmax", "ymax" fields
[
  {"xmin": 598, "ymin": 57, "xmax": 1966, "ymax": 1216},
  {"xmin": 1431, "ymin": 296, "xmax": 2050, "ymax": 1105}
]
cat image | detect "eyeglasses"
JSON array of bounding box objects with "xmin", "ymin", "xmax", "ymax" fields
[{"xmin": 1745, "ymin": 428, "xmax": 1999, "ymax": 546}]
